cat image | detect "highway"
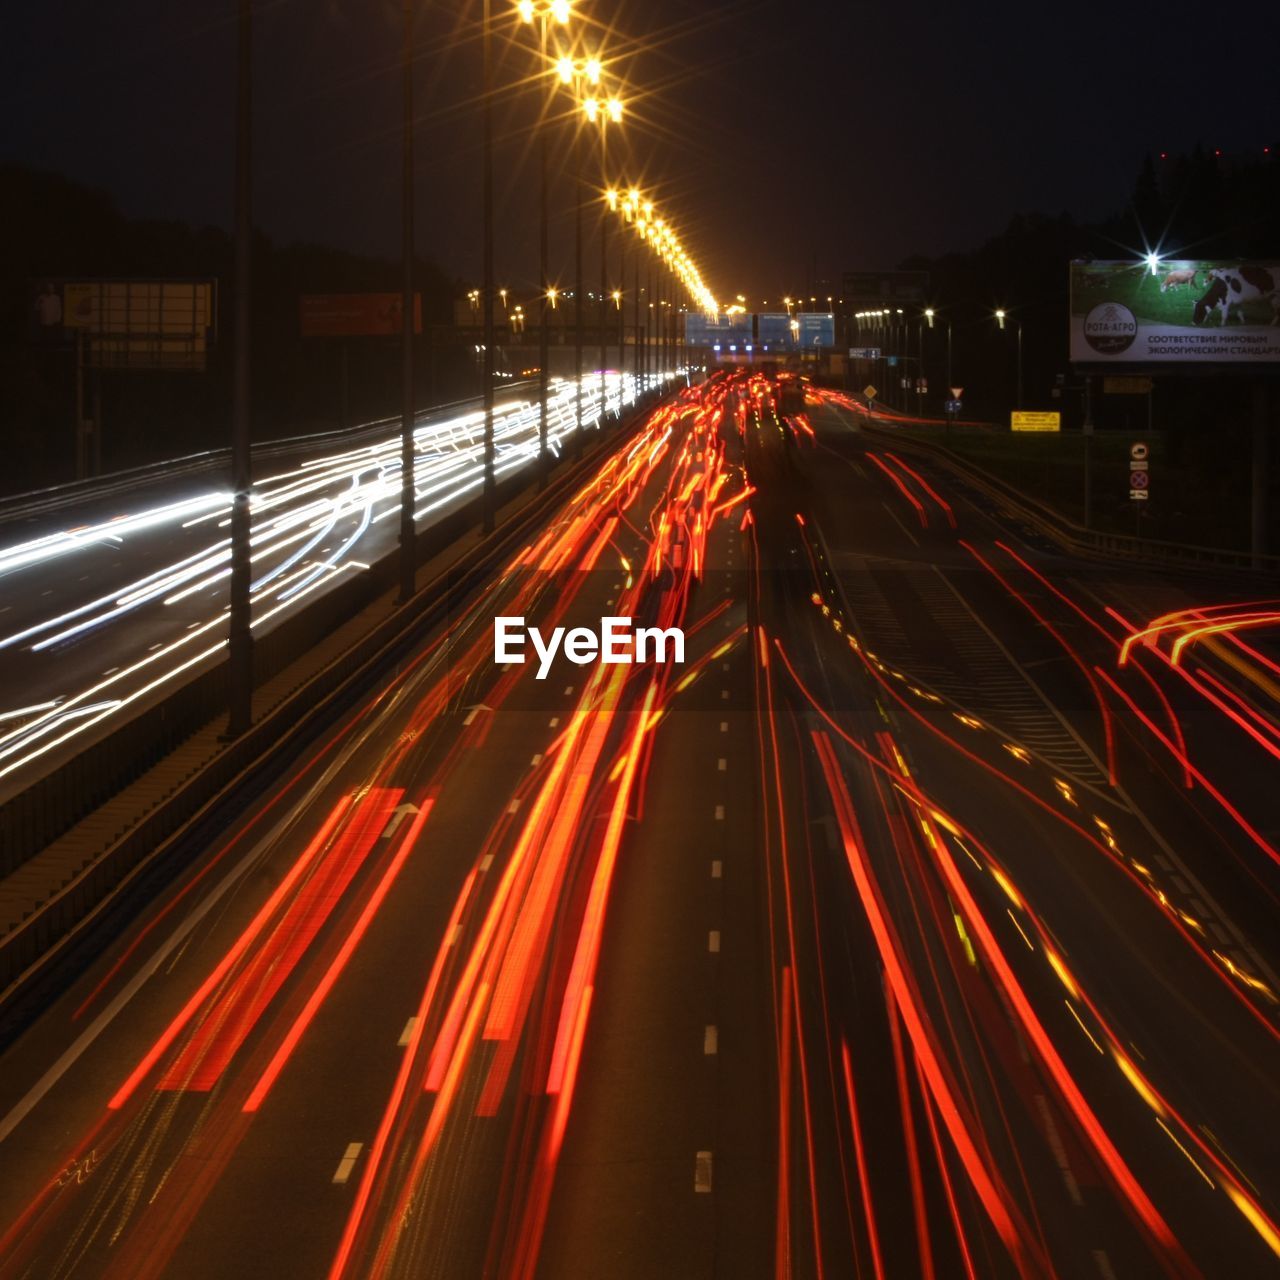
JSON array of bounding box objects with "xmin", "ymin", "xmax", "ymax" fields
[
  {"xmin": 0, "ymin": 371, "xmax": 655, "ymax": 799},
  {"xmin": 0, "ymin": 372, "xmax": 1278, "ymax": 1277}
]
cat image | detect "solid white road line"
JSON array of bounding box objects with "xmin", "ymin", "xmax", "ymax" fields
[{"xmin": 398, "ymin": 1017, "xmax": 418, "ymax": 1047}]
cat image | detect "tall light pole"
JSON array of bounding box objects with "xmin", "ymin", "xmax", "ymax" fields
[
  {"xmin": 397, "ymin": 0, "xmax": 416, "ymax": 602},
  {"xmin": 995, "ymin": 308, "xmax": 1024, "ymax": 413},
  {"xmin": 555, "ymin": 53, "xmax": 604, "ymax": 459},
  {"xmin": 516, "ymin": 2, "xmax": 572, "ymax": 488},
  {"xmin": 925, "ymin": 307, "xmax": 954, "ymax": 429},
  {"xmin": 481, "ymin": 0, "xmax": 497, "ymax": 533},
  {"xmin": 228, "ymin": 0, "xmax": 253, "ymax": 736},
  {"xmin": 579, "ymin": 92, "xmax": 622, "ymax": 429}
]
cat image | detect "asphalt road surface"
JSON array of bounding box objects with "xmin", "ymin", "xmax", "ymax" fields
[{"xmin": 0, "ymin": 373, "xmax": 1277, "ymax": 1278}]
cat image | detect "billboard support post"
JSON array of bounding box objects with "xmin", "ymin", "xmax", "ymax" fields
[
  {"xmin": 74, "ymin": 328, "xmax": 86, "ymax": 481},
  {"xmin": 93, "ymin": 369, "xmax": 102, "ymax": 475},
  {"xmin": 1082, "ymin": 376, "xmax": 1094, "ymax": 530},
  {"xmin": 1253, "ymin": 380, "xmax": 1270, "ymax": 568},
  {"xmin": 340, "ymin": 342, "xmax": 350, "ymax": 433}
]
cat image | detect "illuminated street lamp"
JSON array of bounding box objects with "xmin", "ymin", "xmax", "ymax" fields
[
  {"xmin": 924, "ymin": 306, "xmax": 953, "ymax": 421},
  {"xmin": 514, "ymin": 1, "xmax": 573, "ymax": 487},
  {"xmin": 995, "ymin": 308, "xmax": 1024, "ymax": 411},
  {"xmin": 574, "ymin": 79, "xmax": 624, "ymax": 426},
  {"xmin": 551, "ymin": 51, "xmax": 617, "ymax": 457}
]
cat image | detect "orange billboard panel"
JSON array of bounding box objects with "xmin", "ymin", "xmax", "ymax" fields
[{"xmin": 300, "ymin": 293, "xmax": 422, "ymax": 337}]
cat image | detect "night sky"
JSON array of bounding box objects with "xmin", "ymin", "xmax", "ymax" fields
[{"xmin": 5, "ymin": 0, "xmax": 1277, "ymax": 304}]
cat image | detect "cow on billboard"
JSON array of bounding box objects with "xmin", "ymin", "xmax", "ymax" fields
[
  {"xmin": 1158, "ymin": 268, "xmax": 1199, "ymax": 292},
  {"xmin": 1192, "ymin": 266, "xmax": 1280, "ymax": 327}
]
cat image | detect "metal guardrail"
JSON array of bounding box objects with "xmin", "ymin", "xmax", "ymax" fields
[
  {"xmin": 0, "ymin": 387, "xmax": 675, "ymax": 1033},
  {"xmin": 867, "ymin": 425, "xmax": 1280, "ymax": 576},
  {"xmin": 0, "ymin": 383, "xmax": 669, "ymax": 868}
]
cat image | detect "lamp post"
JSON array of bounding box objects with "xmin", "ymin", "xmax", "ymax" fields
[
  {"xmin": 228, "ymin": 0, "xmax": 253, "ymax": 735},
  {"xmin": 924, "ymin": 306, "xmax": 953, "ymax": 429},
  {"xmin": 515, "ymin": 2, "xmax": 572, "ymax": 488},
  {"xmin": 396, "ymin": 0, "xmax": 416, "ymax": 603},
  {"xmin": 578, "ymin": 92, "xmax": 623, "ymax": 430},
  {"xmin": 554, "ymin": 53, "xmax": 604, "ymax": 458},
  {"xmin": 481, "ymin": 0, "xmax": 496, "ymax": 533},
  {"xmin": 995, "ymin": 308, "xmax": 1024, "ymax": 414}
]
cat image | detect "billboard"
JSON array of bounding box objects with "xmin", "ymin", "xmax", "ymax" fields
[
  {"xmin": 300, "ymin": 293, "xmax": 422, "ymax": 338},
  {"xmin": 1069, "ymin": 261, "xmax": 1280, "ymax": 366},
  {"xmin": 44, "ymin": 280, "xmax": 217, "ymax": 371},
  {"xmin": 842, "ymin": 270, "xmax": 929, "ymax": 309}
]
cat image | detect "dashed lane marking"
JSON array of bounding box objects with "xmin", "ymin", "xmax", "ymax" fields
[{"xmin": 332, "ymin": 1142, "xmax": 363, "ymax": 1185}]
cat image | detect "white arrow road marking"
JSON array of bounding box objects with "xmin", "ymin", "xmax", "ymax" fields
[
  {"xmin": 462, "ymin": 703, "xmax": 493, "ymax": 727},
  {"xmin": 381, "ymin": 803, "xmax": 420, "ymax": 839}
]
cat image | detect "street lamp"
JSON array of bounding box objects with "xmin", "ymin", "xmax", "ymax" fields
[
  {"xmin": 228, "ymin": 0, "xmax": 253, "ymax": 733},
  {"xmin": 576, "ymin": 85, "xmax": 623, "ymax": 429},
  {"xmin": 995, "ymin": 308, "xmax": 1024, "ymax": 413},
  {"xmin": 923, "ymin": 306, "xmax": 953, "ymax": 423},
  {"xmin": 552, "ymin": 51, "xmax": 615, "ymax": 458}
]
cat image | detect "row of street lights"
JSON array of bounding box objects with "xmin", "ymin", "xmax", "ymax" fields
[
  {"xmin": 226, "ymin": 0, "xmax": 719, "ymax": 736},
  {"xmin": 853, "ymin": 306, "xmax": 1026, "ymax": 414}
]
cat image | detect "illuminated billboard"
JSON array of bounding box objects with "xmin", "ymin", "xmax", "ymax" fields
[{"xmin": 1069, "ymin": 261, "xmax": 1280, "ymax": 366}]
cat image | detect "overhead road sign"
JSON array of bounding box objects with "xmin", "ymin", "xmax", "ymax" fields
[
  {"xmin": 1011, "ymin": 410, "xmax": 1061, "ymax": 432},
  {"xmin": 848, "ymin": 347, "xmax": 880, "ymax": 359},
  {"xmin": 797, "ymin": 313, "xmax": 835, "ymax": 349},
  {"xmin": 1070, "ymin": 260, "xmax": 1280, "ymax": 367}
]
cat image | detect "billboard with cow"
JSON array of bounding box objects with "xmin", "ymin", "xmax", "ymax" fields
[{"xmin": 1069, "ymin": 260, "xmax": 1280, "ymax": 366}]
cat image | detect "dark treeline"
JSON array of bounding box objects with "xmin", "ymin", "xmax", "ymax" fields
[
  {"xmin": 1, "ymin": 165, "xmax": 468, "ymax": 495},
  {"xmin": 899, "ymin": 144, "xmax": 1280, "ymax": 432}
]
